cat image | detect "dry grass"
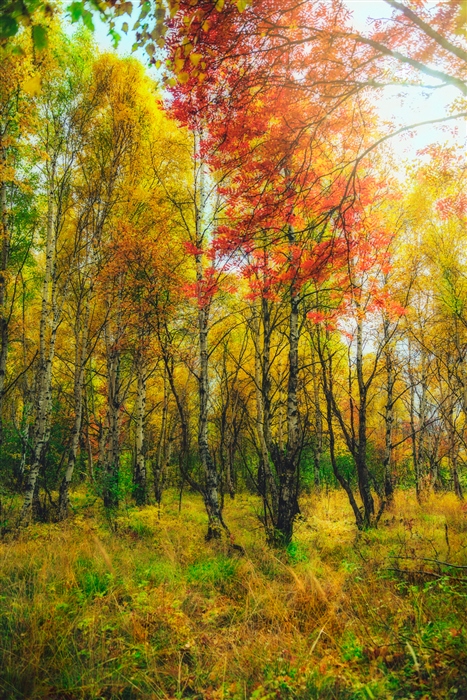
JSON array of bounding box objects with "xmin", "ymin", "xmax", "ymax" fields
[{"xmin": 1, "ymin": 490, "xmax": 467, "ymax": 699}]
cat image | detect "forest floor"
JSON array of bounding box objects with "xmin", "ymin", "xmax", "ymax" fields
[{"xmin": 1, "ymin": 489, "xmax": 467, "ymax": 700}]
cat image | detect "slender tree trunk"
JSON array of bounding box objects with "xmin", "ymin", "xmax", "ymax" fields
[
  {"xmin": 253, "ymin": 298, "xmax": 277, "ymax": 528},
  {"xmin": 84, "ymin": 389, "xmax": 94, "ymax": 482},
  {"xmin": 452, "ymin": 457, "xmax": 463, "ymax": 500},
  {"xmin": 154, "ymin": 364, "xmax": 169, "ymax": 505},
  {"xmin": 447, "ymin": 395, "xmax": 463, "ymax": 500},
  {"xmin": 20, "ymin": 163, "xmax": 57, "ymax": 524},
  {"xmin": 0, "ymin": 144, "xmax": 10, "ymax": 445},
  {"xmin": 134, "ymin": 360, "xmax": 147, "ymax": 505},
  {"xmin": 18, "ymin": 286, "xmax": 32, "ymax": 486},
  {"xmin": 103, "ymin": 321, "xmax": 121, "ymax": 509},
  {"xmin": 162, "ymin": 351, "xmax": 193, "ymax": 494},
  {"xmin": 382, "ymin": 335, "xmax": 395, "ymax": 503},
  {"xmin": 219, "ymin": 417, "xmax": 235, "ymax": 499},
  {"xmin": 311, "ymin": 346, "xmax": 322, "ymax": 488},
  {"xmin": 409, "ymin": 360, "xmax": 421, "ymax": 502},
  {"xmin": 226, "ymin": 437, "xmax": 236, "ymax": 497},
  {"xmin": 317, "ymin": 332, "xmax": 363, "ymax": 528},
  {"xmin": 355, "ymin": 317, "xmax": 374, "ymax": 527},
  {"xmin": 18, "ymin": 404, "xmax": 31, "ymax": 486},
  {"xmin": 196, "ymin": 259, "xmax": 224, "ymax": 539},
  {"xmin": 276, "ymin": 226, "xmax": 300, "ymax": 545},
  {"xmin": 57, "ymin": 301, "xmax": 90, "ymax": 519},
  {"xmin": 193, "ymin": 133, "xmax": 225, "ymax": 539},
  {"xmin": 417, "ymin": 353, "xmax": 429, "ymax": 500}
]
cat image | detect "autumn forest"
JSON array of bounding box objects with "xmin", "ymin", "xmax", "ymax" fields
[{"xmin": 0, "ymin": 0, "xmax": 466, "ymax": 698}]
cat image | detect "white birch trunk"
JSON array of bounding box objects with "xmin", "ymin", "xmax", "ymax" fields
[
  {"xmin": 58, "ymin": 299, "xmax": 90, "ymax": 519},
  {"xmin": 20, "ymin": 161, "xmax": 57, "ymax": 524},
  {"xmin": 134, "ymin": 361, "xmax": 147, "ymax": 505}
]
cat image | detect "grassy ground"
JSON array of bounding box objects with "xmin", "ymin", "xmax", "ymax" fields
[{"xmin": 1, "ymin": 490, "xmax": 467, "ymax": 699}]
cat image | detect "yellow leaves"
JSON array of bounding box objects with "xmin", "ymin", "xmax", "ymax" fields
[
  {"xmin": 202, "ymin": 20, "xmax": 210, "ymax": 31},
  {"xmin": 189, "ymin": 53, "xmax": 203, "ymax": 67},
  {"xmin": 215, "ymin": 0, "xmax": 224, "ymax": 11},
  {"xmin": 236, "ymin": 0, "xmax": 249, "ymax": 12},
  {"xmin": 23, "ymin": 74, "xmax": 41, "ymax": 96},
  {"xmin": 174, "ymin": 57, "xmax": 185, "ymax": 72},
  {"xmin": 178, "ymin": 72, "xmax": 190, "ymax": 84},
  {"xmin": 114, "ymin": 1, "xmax": 133, "ymax": 16}
]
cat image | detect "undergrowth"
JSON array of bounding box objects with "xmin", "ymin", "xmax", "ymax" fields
[{"xmin": 1, "ymin": 490, "xmax": 467, "ymax": 699}]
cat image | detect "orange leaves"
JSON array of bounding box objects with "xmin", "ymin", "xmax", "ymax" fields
[
  {"xmin": 184, "ymin": 241, "xmax": 204, "ymax": 256},
  {"xmin": 164, "ymin": 0, "xmax": 405, "ymax": 328},
  {"xmin": 182, "ymin": 266, "xmax": 220, "ymax": 307},
  {"xmin": 436, "ymin": 194, "xmax": 467, "ymax": 220}
]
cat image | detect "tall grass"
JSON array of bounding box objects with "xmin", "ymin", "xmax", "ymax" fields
[{"xmin": 1, "ymin": 490, "xmax": 466, "ymax": 698}]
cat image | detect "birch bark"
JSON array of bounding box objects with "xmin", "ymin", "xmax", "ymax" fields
[
  {"xmin": 0, "ymin": 144, "xmax": 10, "ymax": 444},
  {"xmin": 20, "ymin": 159, "xmax": 58, "ymax": 522},
  {"xmin": 57, "ymin": 297, "xmax": 91, "ymax": 518},
  {"xmin": 134, "ymin": 359, "xmax": 147, "ymax": 505}
]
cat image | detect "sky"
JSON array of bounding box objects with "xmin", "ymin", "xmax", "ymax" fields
[
  {"xmin": 90, "ymin": 1, "xmax": 466, "ymax": 162},
  {"xmin": 343, "ymin": 1, "xmax": 466, "ymax": 157}
]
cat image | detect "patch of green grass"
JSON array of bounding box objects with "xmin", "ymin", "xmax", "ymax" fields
[
  {"xmin": 187, "ymin": 556, "xmax": 238, "ymax": 591},
  {"xmin": 125, "ymin": 518, "xmax": 154, "ymax": 539},
  {"xmin": 286, "ymin": 540, "xmax": 309, "ymax": 563},
  {"xmin": 74, "ymin": 557, "xmax": 113, "ymax": 600}
]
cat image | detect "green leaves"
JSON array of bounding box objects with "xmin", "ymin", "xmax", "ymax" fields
[
  {"xmin": 68, "ymin": 1, "xmax": 84, "ymax": 22},
  {"xmin": 31, "ymin": 23, "xmax": 47, "ymax": 49},
  {"xmin": 68, "ymin": 2, "xmax": 95, "ymax": 30},
  {"xmin": 0, "ymin": 15, "xmax": 19, "ymax": 40},
  {"xmin": 0, "ymin": 0, "xmax": 51, "ymax": 47},
  {"xmin": 108, "ymin": 27, "xmax": 121, "ymax": 47}
]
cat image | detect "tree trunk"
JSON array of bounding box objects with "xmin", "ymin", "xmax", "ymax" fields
[
  {"xmin": 57, "ymin": 302, "xmax": 90, "ymax": 519},
  {"xmin": 275, "ymin": 226, "xmax": 300, "ymax": 545},
  {"xmin": 193, "ymin": 132, "xmax": 226, "ymax": 540},
  {"xmin": 382, "ymin": 319, "xmax": 395, "ymax": 504},
  {"xmin": 134, "ymin": 361, "xmax": 147, "ymax": 505},
  {"xmin": 0, "ymin": 144, "xmax": 10, "ymax": 446},
  {"xmin": 253, "ymin": 297, "xmax": 278, "ymax": 530},
  {"xmin": 316, "ymin": 331, "xmax": 363, "ymax": 528},
  {"xmin": 310, "ymin": 346, "xmax": 322, "ymax": 489},
  {"xmin": 154, "ymin": 364, "xmax": 169, "ymax": 505},
  {"xmin": 84, "ymin": 388, "xmax": 94, "ymax": 482},
  {"xmin": 196, "ymin": 259, "xmax": 224, "ymax": 539},
  {"xmin": 355, "ymin": 316, "xmax": 374, "ymax": 527},
  {"xmin": 103, "ymin": 321, "xmax": 121, "ymax": 509},
  {"xmin": 19, "ymin": 163, "xmax": 57, "ymax": 525}
]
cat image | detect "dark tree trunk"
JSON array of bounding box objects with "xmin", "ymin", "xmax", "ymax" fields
[{"xmin": 275, "ymin": 226, "xmax": 300, "ymax": 545}]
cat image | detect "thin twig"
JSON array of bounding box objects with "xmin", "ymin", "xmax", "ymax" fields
[
  {"xmin": 391, "ymin": 555, "xmax": 467, "ymax": 570},
  {"xmin": 386, "ymin": 567, "xmax": 467, "ymax": 584}
]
